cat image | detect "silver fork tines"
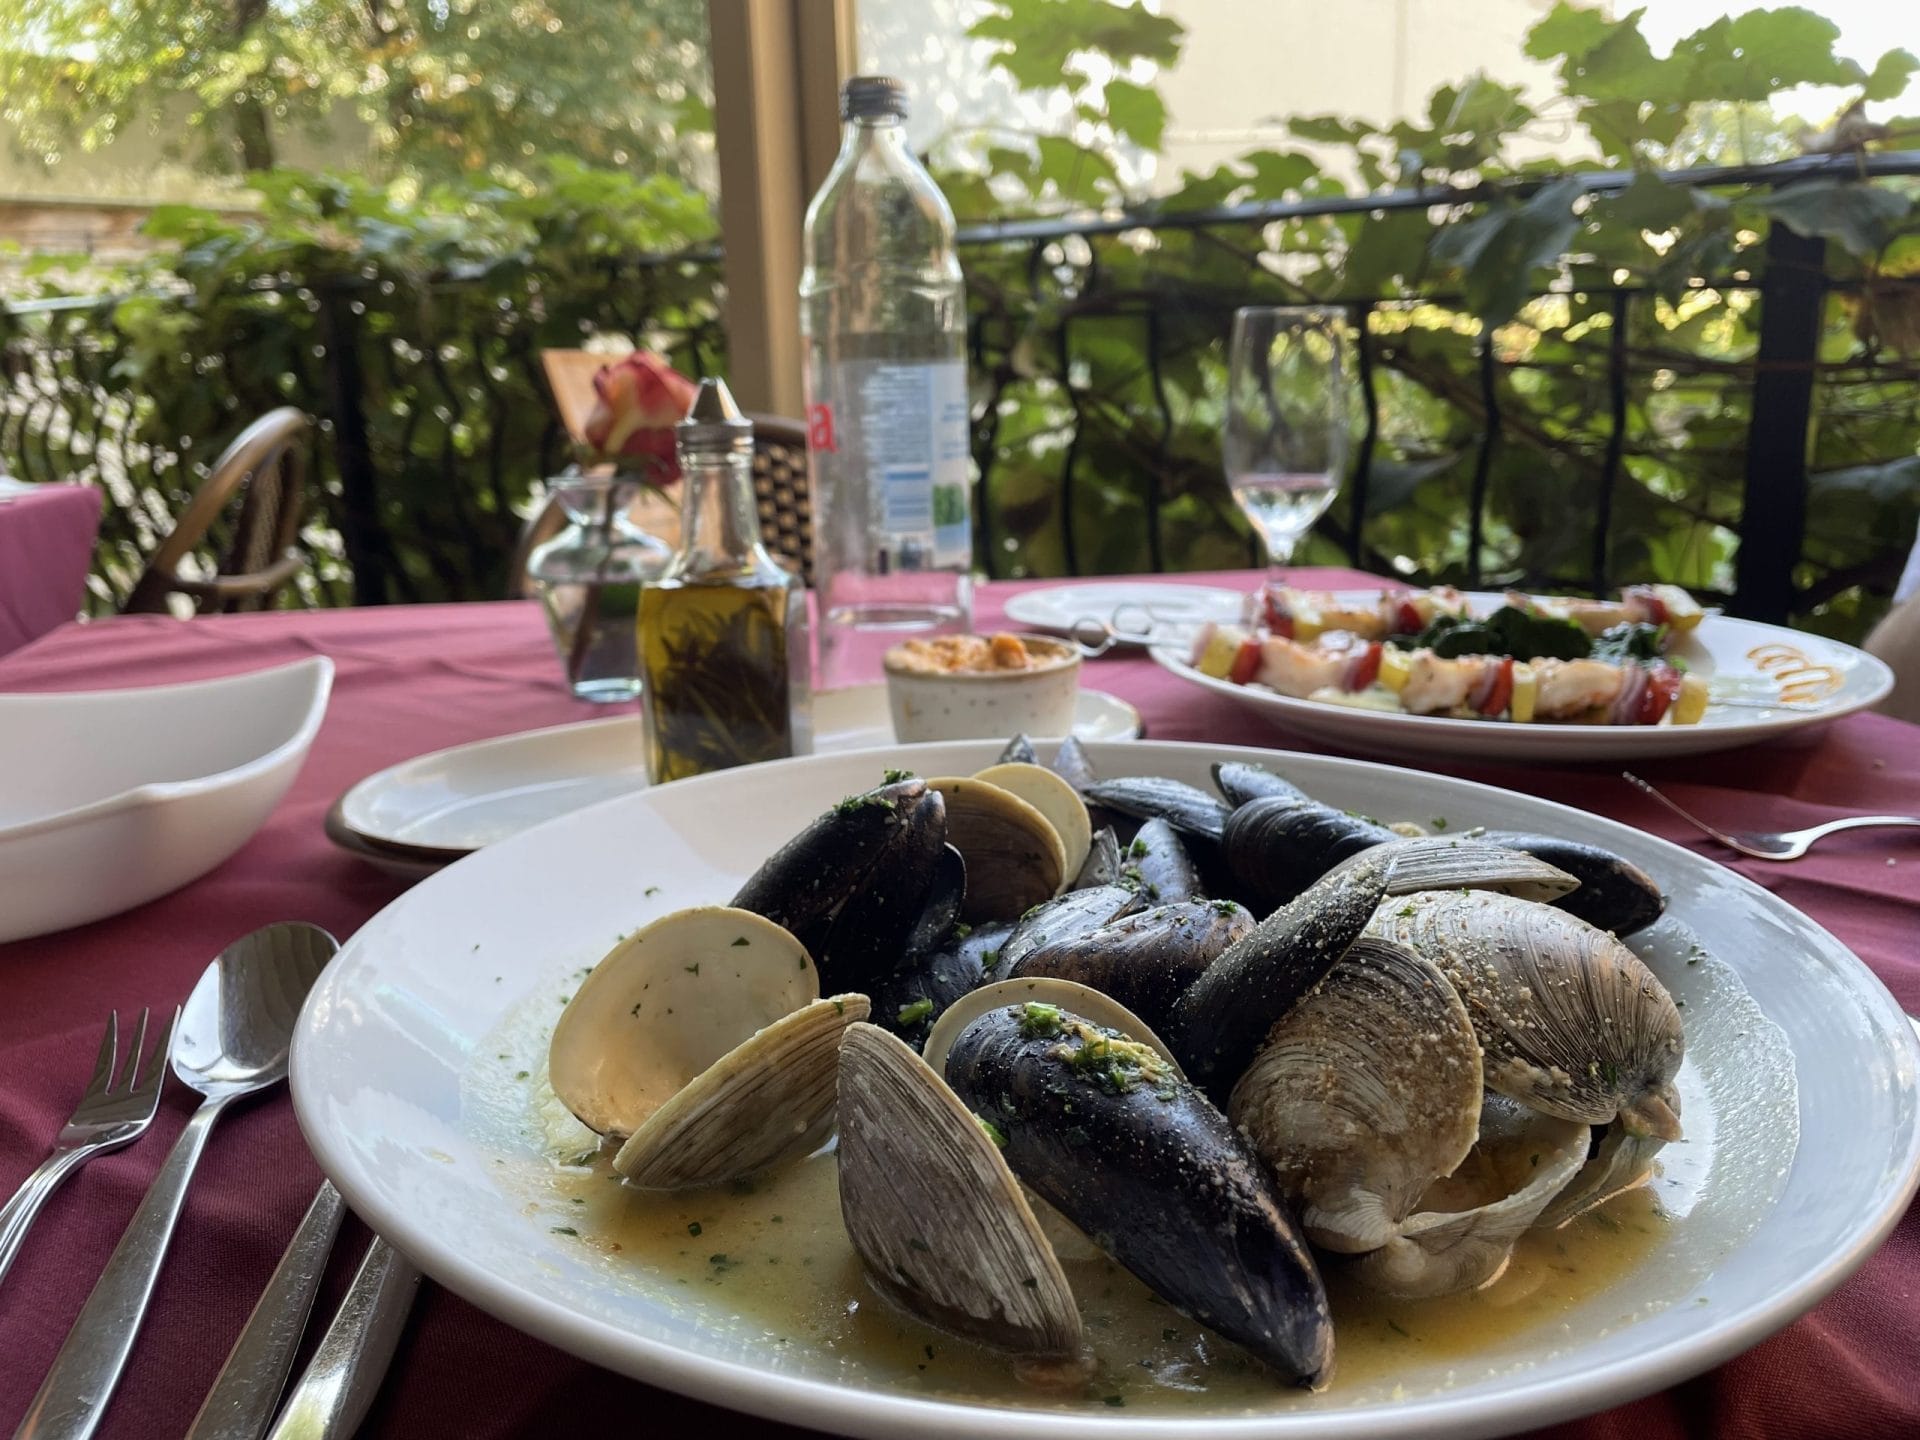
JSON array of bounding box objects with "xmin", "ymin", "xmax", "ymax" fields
[
  {"xmin": 0, "ymin": 1009, "xmax": 176, "ymax": 1290},
  {"xmin": 1624, "ymin": 771, "xmax": 1920, "ymax": 861}
]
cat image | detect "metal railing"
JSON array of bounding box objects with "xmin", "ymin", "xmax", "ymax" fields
[{"xmin": 3, "ymin": 150, "xmax": 1917, "ymax": 624}]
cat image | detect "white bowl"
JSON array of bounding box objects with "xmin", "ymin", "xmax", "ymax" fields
[
  {"xmin": 0, "ymin": 657, "xmax": 333, "ymax": 942},
  {"xmin": 883, "ymin": 633, "xmax": 1081, "ymax": 742}
]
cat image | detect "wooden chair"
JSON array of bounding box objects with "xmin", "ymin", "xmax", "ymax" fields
[
  {"xmin": 509, "ymin": 414, "xmax": 814, "ymax": 596},
  {"xmin": 122, "ymin": 407, "xmax": 310, "ymax": 615}
]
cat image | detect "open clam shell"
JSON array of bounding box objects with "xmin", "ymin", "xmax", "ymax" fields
[
  {"xmin": 1323, "ymin": 835, "xmax": 1579, "ymax": 903},
  {"xmin": 972, "ymin": 761, "xmax": 1093, "ymax": 882},
  {"xmin": 1353, "ymin": 1095, "xmax": 1589, "ymax": 1299},
  {"xmin": 926, "ymin": 776, "xmax": 1068, "ymax": 923},
  {"xmin": 1367, "ymin": 889, "xmax": 1685, "ymax": 1140},
  {"xmin": 546, "ymin": 905, "xmax": 868, "ymax": 1191},
  {"xmin": 1535, "ymin": 1117, "xmax": 1672, "ymax": 1228},
  {"xmin": 836, "ymin": 1021, "xmax": 1084, "ymax": 1360},
  {"xmin": 1231, "ymin": 938, "xmax": 1484, "ymax": 1256}
]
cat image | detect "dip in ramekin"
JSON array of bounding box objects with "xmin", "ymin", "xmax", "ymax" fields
[{"xmin": 883, "ymin": 632, "xmax": 1081, "ymax": 742}]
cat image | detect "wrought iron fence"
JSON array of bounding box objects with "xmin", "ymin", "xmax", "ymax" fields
[{"xmin": 3, "ymin": 152, "xmax": 1917, "ymax": 630}]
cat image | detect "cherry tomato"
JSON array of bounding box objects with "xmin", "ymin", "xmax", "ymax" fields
[
  {"xmin": 1346, "ymin": 641, "xmax": 1382, "ymax": 692},
  {"xmin": 1263, "ymin": 592, "xmax": 1294, "ymax": 638},
  {"xmin": 1228, "ymin": 638, "xmax": 1263, "ymax": 685},
  {"xmin": 1394, "ymin": 600, "xmax": 1423, "ymax": 635},
  {"xmin": 1477, "ymin": 656, "xmax": 1515, "ymax": 717},
  {"xmin": 1626, "ymin": 585, "xmax": 1670, "ymax": 625},
  {"xmin": 1638, "ymin": 664, "xmax": 1682, "ymax": 724}
]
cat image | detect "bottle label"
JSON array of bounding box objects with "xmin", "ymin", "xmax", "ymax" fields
[{"xmin": 819, "ymin": 358, "xmax": 971, "ymax": 570}]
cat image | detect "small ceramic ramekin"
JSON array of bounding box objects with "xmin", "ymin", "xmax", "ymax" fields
[{"xmin": 884, "ymin": 633, "xmax": 1081, "ymax": 742}]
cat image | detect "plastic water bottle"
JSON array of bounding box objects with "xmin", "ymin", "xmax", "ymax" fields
[{"xmin": 801, "ymin": 74, "xmax": 973, "ymax": 689}]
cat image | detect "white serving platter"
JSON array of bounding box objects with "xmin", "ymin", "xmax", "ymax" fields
[{"xmin": 291, "ymin": 739, "xmax": 1920, "ymax": 1440}]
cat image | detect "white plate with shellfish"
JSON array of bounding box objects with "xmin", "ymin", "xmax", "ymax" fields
[
  {"xmin": 1151, "ymin": 591, "xmax": 1893, "ymax": 763},
  {"xmin": 290, "ymin": 739, "xmax": 1920, "ymax": 1439}
]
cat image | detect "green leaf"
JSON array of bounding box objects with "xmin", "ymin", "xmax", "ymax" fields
[
  {"xmin": 1524, "ymin": 2, "xmax": 1615, "ymax": 64},
  {"xmin": 1597, "ymin": 169, "xmax": 1722, "ymax": 233},
  {"xmin": 1753, "ymin": 181, "xmax": 1913, "ymax": 258},
  {"xmin": 970, "ymin": 0, "xmax": 1184, "ymax": 93},
  {"xmin": 1437, "ymin": 74, "xmax": 1533, "ymax": 140},
  {"xmin": 1160, "ymin": 163, "xmax": 1245, "ymax": 212},
  {"xmin": 1863, "ymin": 49, "xmax": 1920, "ymax": 102},
  {"xmin": 1242, "ymin": 150, "xmax": 1320, "ymax": 198},
  {"xmin": 1289, "ymin": 115, "xmax": 1370, "ymax": 146},
  {"xmin": 1034, "ymin": 135, "xmax": 1121, "ymax": 206},
  {"xmin": 1429, "ymin": 175, "xmax": 1586, "ymax": 326},
  {"xmin": 1680, "ymin": 10, "xmax": 1862, "ymax": 102},
  {"xmin": 1102, "ymin": 78, "xmax": 1166, "ymax": 150}
]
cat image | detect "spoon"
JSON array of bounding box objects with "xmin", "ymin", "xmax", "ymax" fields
[{"xmin": 15, "ymin": 923, "xmax": 337, "ymax": 1440}]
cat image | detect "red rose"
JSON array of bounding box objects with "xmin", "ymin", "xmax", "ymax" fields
[{"xmin": 582, "ymin": 351, "xmax": 699, "ymax": 481}]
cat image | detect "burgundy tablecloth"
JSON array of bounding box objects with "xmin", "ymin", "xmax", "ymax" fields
[{"xmin": 2, "ymin": 573, "xmax": 1916, "ymax": 1440}]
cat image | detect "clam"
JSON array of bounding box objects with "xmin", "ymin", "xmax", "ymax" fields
[
  {"xmin": 1323, "ymin": 834, "xmax": 1579, "ymax": 902},
  {"xmin": 926, "ymin": 776, "xmax": 1067, "ymax": 923},
  {"xmin": 972, "ymin": 761, "xmax": 1094, "ymax": 881},
  {"xmin": 943, "ymin": 1001, "xmax": 1334, "ymax": 1387},
  {"xmin": 1229, "ymin": 937, "xmax": 1586, "ymax": 1298},
  {"xmin": 1367, "ymin": 889, "xmax": 1685, "ymax": 1140},
  {"xmin": 1008, "ymin": 898, "xmax": 1254, "ymax": 1029},
  {"xmin": 1476, "ymin": 830, "xmax": 1667, "ymax": 937},
  {"xmin": 1535, "ymin": 1118, "xmax": 1672, "ymax": 1228},
  {"xmin": 547, "ymin": 906, "xmax": 869, "ymax": 1189},
  {"xmin": 836, "ymin": 1021, "xmax": 1085, "ymax": 1363}
]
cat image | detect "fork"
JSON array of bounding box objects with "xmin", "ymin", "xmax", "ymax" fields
[
  {"xmin": 0, "ymin": 1009, "xmax": 176, "ymax": 1290},
  {"xmin": 1623, "ymin": 772, "xmax": 1920, "ymax": 861}
]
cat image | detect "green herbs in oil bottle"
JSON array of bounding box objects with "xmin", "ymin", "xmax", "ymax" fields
[{"xmin": 639, "ymin": 379, "xmax": 812, "ymax": 783}]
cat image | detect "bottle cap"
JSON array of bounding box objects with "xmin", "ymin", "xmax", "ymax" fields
[
  {"xmin": 841, "ymin": 75, "xmax": 908, "ymax": 121},
  {"xmin": 676, "ymin": 377, "xmax": 753, "ymax": 456}
]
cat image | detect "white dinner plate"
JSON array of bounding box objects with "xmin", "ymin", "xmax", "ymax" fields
[
  {"xmin": 329, "ymin": 684, "xmax": 1141, "ymax": 865},
  {"xmin": 1003, "ymin": 582, "xmax": 1251, "ymax": 647},
  {"xmin": 292, "ymin": 740, "xmax": 1920, "ymax": 1440},
  {"xmin": 1151, "ymin": 590, "xmax": 1893, "ymax": 762}
]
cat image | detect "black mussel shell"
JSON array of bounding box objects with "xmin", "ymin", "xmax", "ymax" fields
[
  {"xmin": 1082, "ymin": 776, "xmax": 1232, "ymax": 843},
  {"xmin": 1221, "ymin": 796, "xmax": 1396, "ymax": 912},
  {"xmin": 993, "ymin": 884, "xmax": 1143, "ymax": 981},
  {"xmin": 945, "ymin": 1006, "xmax": 1332, "ymax": 1388},
  {"xmin": 903, "ymin": 844, "xmax": 967, "ymax": 956},
  {"xmin": 1048, "ymin": 734, "xmax": 1099, "ymax": 790},
  {"xmin": 1118, "ymin": 817, "xmax": 1200, "ymax": 904},
  {"xmin": 1211, "ymin": 761, "xmax": 1310, "ymax": 809},
  {"xmin": 1009, "ymin": 898, "xmax": 1254, "ymax": 1029},
  {"xmin": 1478, "ymin": 830, "xmax": 1666, "ymax": 937},
  {"xmin": 1164, "ymin": 852, "xmax": 1391, "ymax": 1102},
  {"xmin": 997, "ymin": 733, "xmax": 1038, "ymax": 766},
  {"xmin": 731, "ymin": 779, "xmax": 934, "ymax": 956},
  {"xmin": 814, "ymin": 792, "xmax": 948, "ymax": 992},
  {"xmin": 1072, "ymin": 827, "xmax": 1124, "ymax": 890},
  {"xmin": 868, "ymin": 917, "xmax": 1011, "ymax": 1050}
]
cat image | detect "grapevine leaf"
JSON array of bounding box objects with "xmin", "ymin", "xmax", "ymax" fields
[
  {"xmin": 1103, "ymin": 78, "xmax": 1166, "ymax": 150},
  {"xmin": 1754, "ymin": 181, "xmax": 1913, "ymax": 258}
]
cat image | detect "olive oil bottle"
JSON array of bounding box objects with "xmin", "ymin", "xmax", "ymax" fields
[{"xmin": 638, "ymin": 379, "xmax": 812, "ymax": 783}]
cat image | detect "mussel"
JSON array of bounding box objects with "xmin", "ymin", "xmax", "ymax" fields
[
  {"xmin": 1081, "ymin": 775, "xmax": 1232, "ymax": 843},
  {"xmin": 992, "ymin": 883, "xmax": 1142, "ymax": 980},
  {"xmin": 1220, "ymin": 795, "xmax": 1397, "ymax": 912},
  {"xmin": 1476, "ymin": 830, "xmax": 1667, "ymax": 936},
  {"xmin": 1117, "ymin": 817, "xmax": 1200, "ymax": 903},
  {"xmin": 943, "ymin": 1003, "xmax": 1334, "ymax": 1387},
  {"xmin": 1008, "ymin": 898, "xmax": 1254, "ymax": 1030},
  {"xmin": 547, "ymin": 906, "xmax": 868, "ymax": 1189},
  {"xmin": 1211, "ymin": 760, "xmax": 1309, "ymax": 808},
  {"xmin": 1367, "ymin": 889, "xmax": 1685, "ymax": 1139},
  {"xmin": 1071, "ymin": 827, "xmax": 1123, "ymax": 889}
]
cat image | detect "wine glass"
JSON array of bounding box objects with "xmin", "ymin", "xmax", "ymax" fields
[{"xmin": 1223, "ymin": 306, "xmax": 1352, "ymax": 578}]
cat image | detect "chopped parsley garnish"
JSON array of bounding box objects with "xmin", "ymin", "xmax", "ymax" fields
[
  {"xmin": 882, "ymin": 767, "xmax": 914, "ymax": 783},
  {"xmin": 896, "ymin": 997, "xmax": 935, "ymax": 1026},
  {"xmin": 644, "ymin": 885, "xmax": 661, "ymax": 897},
  {"xmin": 731, "ymin": 937, "xmax": 749, "ymax": 947},
  {"xmin": 1052, "ymin": 1022, "xmax": 1173, "ymax": 1095},
  {"xmin": 684, "ymin": 963, "xmax": 700, "ymax": 975},
  {"xmin": 687, "ymin": 1221, "xmax": 703, "ymax": 1236},
  {"xmin": 1103, "ymin": 1395, "xmax": 1126, "ymax": 1408},
  {"xmin": 974, "ymin": 1115, "xmax": 1008, "ymax": 1148},
  {"xmin": 1017, "ymin": 1003, "xmax": 1065, "ymax": 1039},
  {"xmin": 551, "ymin": 1226, "xmax": 578, "ymax": 1237}
]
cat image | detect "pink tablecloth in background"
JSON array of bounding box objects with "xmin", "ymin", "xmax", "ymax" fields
[
  {"xmin": 0, "ymin": 484, "xmax": 103, "ymax": 657},
  {"xmin": 1, "ymin": 572, "xmax": 1916, "ymax": 1439}
]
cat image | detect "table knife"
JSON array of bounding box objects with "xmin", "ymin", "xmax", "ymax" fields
[
  {"xmin": 184, "ymin": 1181, "xmax": 348, "ymax": 1440},
  {"xmin": 263, "ymin": 1238, "xmax": 421, "ymax": 1440}
]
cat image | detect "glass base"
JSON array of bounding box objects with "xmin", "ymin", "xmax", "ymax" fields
[{"xmin": 570, "ymin": 676, "xmax": 644, "ymax": 704}]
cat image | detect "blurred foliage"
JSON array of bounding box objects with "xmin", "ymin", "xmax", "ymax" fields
[
  {"xmin": 928, "ymin": 0, "xmax": 1920, "ymax": 639},
  {"xmin": 3, "ymin": 0, "xmax": 1920, "ymax": 637},
  {"xmin": 0, "ymin": 0, "xmax": 710, "ymax": 186},
  {"xmin": 0, "ymin": 164, "xmax": 721, "ymax": 605}
]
